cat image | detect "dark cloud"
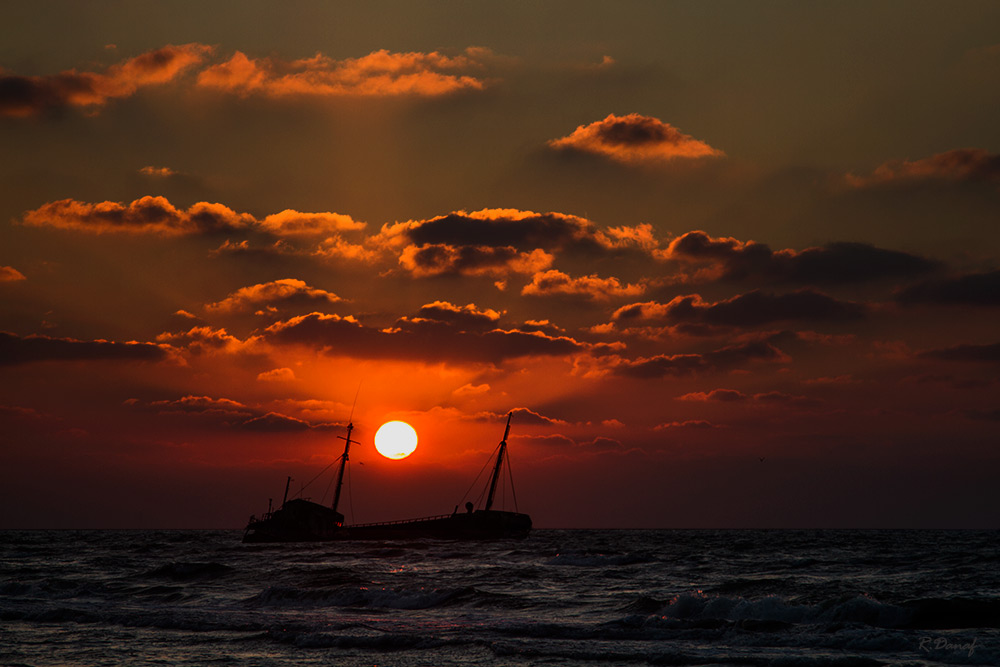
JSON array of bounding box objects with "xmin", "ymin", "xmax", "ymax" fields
[
  {"xmin": 137, "ymin": 395, "xmax": 337, "ymax": 431},
  {"xmin": 240, "ymin": 412, "xmax": 314, "ymax": 432},
  {"xmin": 0, "ymin": 332, "xmax": 168, "ymax": 366},
  {"xmin": 399, "ymin": 210, "xmax": 604, "ymax": 252},
  {"xmin": 678, "ymin": 389, "xmax": 748, "ymax": 402},
  {"xmin": 521, "ymin": 269, "xmax": 645, "ymax": 301},
  {"xmin": 0, "ymin": 44, "xmax": 212, "ymax": 117},
  {"xmin": 406, "ymin": 301, "xmax": 502, "ymax": 331},
  {"xmin": 398, "ymin": 243, "xmax": 552, "ymax": 277},
  {"xmin": 547, "ymin": 113, "xmax": 724, "ymax": 163},
  {"xmin": 654, "ymin": 420, "xmax": 720, "ymax": 430},
  {"xmin": 380, "ymin": 210, "xmax": 658, "ymax": 279},
  {"xmin": 664, "ymin": 231, "xmax": 938, "ymax": 285},
  {"xmin": 509, "ymin": 407, "xmax": 568, "ymax": 426},
  {"xmin": 22, "ymin": 197, "xmax": 253, "ymax": 235},
  {"xmin": 614, "ymin": 289, "xmax": 865, "ymax": 328},
  {"xmin": 262, "ymin": 312, "xmax": 586, "ymax": 364},
  {"xmin": 896, "ymin": 270, "xmax": 1000, "ymax": 306},
  {"xmin": 205, "ymin": 279, "xmax": 343, "ymax": 315},
  {"xmin": 846, "ymin": 148, "xmax": 1000, "ymax": 188},
  {"xmin": 615, "ymin": 340, "xmax": 788, "ymax": 379},
  {"xmin": 918, "ymin": 342, "xmax": 1000, "ymax": 363}
]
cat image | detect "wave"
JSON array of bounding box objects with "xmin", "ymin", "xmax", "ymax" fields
[
  {"xmin": 143, "ymin": 561, "xmax": 233, "ymax": 581},
  {"xmin": 622, "ymin": 590, "xmax": 1000, "ymax": 631},
  {"xmin": 248, "ymin": 584, "xmax": 488, "ymax": 610},
  {"xmin": 545, "ymin": 551, "xmax": 654, "ymax": 567}
]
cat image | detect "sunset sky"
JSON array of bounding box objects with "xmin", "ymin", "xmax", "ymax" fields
[{"xmin": 2, "ymin": 1, "xmax": 999, "ymax": 529}]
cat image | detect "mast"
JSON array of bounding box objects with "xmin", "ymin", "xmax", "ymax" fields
[
  {"xmin": 484, "ymin": 412, "xmax": 512, "ymax": 511},
  {"xmin": 332, "ymin": 422, "xmax": 357, "ymax": 513},
  {"xmin": 282, "ymin": 475, "xmax": 292, "ymax": 507}
]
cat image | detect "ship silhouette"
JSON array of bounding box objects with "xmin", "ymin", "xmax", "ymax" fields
[{"xmin": 242, "ymin": 412, "xmax": 531, "ymax": 542}]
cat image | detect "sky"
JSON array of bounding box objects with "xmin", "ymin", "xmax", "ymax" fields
[{"xmin": 2, "ymin": 1, "xmax": 999, "ymax": 529}]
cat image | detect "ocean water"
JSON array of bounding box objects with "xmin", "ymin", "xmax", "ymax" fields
[{"xmin": 1, "ymin": 530, "xmax": 997, "ymax": 666}]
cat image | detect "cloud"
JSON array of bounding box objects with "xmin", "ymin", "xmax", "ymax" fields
[
  {"xmin": 654, "ymin": 420, "xmax": 720, "ymax": 430},
  {"xmin": 896, "ymin": 270, "xmax": 1000, "ymax": 306},
  {"xmin": 0, "ymin": 332, "xmax": 168, "ymax": 366},
  {"xmin": 138, "ymin": 166, "xmax": 177, "ymax": 178},
  {"xmin": 398, "ymin": 244, "xmax": 553, "ymax": 277},
  {"xmin": 262, "ymin": 311, "xmax": 587, "ymax": 364},
  {"xmin": 155, "ymin": 326, "xmax": 245, "ymax": 355},
  {"xmin": 548, "ymin": 113, "xmax": 724, "ymax": 163},
  {"xmin": 137, "ymin": 395, "xmax": 334, "ymax": 431},
  {"xmin": 662, "ymin": 231, "xmax": 938, "ymax": 285},
  {"xmin": 21, "ymin": 196, "xmax": 361, "ymax": 241},
  {"xmin": 677, "ymin": 388, "xmax": 820, "ymax": 408},
  {"xmin": 453, "ymin": 383, "xmax": 490, "ymax": 397},
  {"xmin": 258, "ymin": 210, "xmax": 365, "ymax": 237},
  {"xmin": 678, "ymin": 389, "xmax": 748, "ymax": 402},
  {"xmin": 613, "ymin": 290, "xmax": 865, "ymax": 328},
  {"xmin": 205, "ymin": 279, "xmax": 343, "ymax": 315},
  {"xmin": 0, "ymin": 266, "xmax": 26, "ymax": 282},
  {"xmin": 257, "ymin": 367, "xmax": 296, "ymax": 382},
  {"xmin": 0, "ymin": 43, "xmax": 212, "ymax": 117},
  {"xmin": 405, "ymin": 301, "xmax": 502, "ymax": 331},
  {"xmin": 508, "ymin": 407, "xmax": 569, "ymax": 426},
  {"xmin": 918, "ymin": 342, "xmax": 1000, "ymax": 363},
  {"xmin": 22, "ymin": 197, "xmax": 253, "ymax": 235},
  {"xmin": 377, "ymin": 209, "xmax": 656, "ymax": 267},
  {"xmin": 240, "ymin": 412, "xmax": 315, "ymax": 432},
  {"xmin": 614, "ymin": 340, "xmax": 789, "ymax": 379},
  {"xmin": 521, "ymin": 269, "xmax": 645, "ymax": 301},
  {"xmin": 846, "ymin": 148, "xmax": 1000, "ymax": 187},
  {"xmin": 197, "ymin": 47, "xmax": 490, "ymax": 98}
]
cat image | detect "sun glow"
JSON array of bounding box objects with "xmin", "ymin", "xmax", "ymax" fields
[{"xmin": 374, "ymin": 421, "xmax": 418, "ymax": 459}]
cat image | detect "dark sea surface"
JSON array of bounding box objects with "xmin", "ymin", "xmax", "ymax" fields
[{"xmin": 1, "ymin": 530, "xmax": 997, "ymax": 666}]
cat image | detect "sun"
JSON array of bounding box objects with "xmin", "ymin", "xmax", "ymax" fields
[{"xmin": 374, "ymin": 421, "xmax": 418, "ymax": 459}]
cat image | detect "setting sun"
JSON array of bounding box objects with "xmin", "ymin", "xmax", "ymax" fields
[{"xmin": 374, "ymin": 421, "xmax": 418, "ymax": 459}]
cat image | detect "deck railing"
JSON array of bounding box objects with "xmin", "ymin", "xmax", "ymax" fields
[{"xmin": 347, "ymin": 514, "xmax": 455, "ymax": 528}]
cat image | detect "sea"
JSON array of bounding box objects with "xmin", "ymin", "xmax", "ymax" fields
[{"xmin": 1, "ymin": 530, "xmax": 997, "ymax": 666}]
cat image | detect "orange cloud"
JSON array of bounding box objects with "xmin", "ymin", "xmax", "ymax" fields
[
  {"xmin": 197, "ymin": 48, "xmax": 490, "ymax": 98},
  {"xmin": 846, "ymin": 148, "xmax": 1000, "ymax": 187},
  {"xmin": 257, "ymin": 367, "xmax": 296, "ymax": 382},
  {"xmin": 0, "ymin": 44, "xmax": 212, "ymax": 117},
  {"xmin": 375, "ymin": 208, "xmax": 650, "ymax": 254},
  {"xmin": 0, "ymin": 266, "xmax": 26, "ymax": 282},
  {"xmin": 205, "ymin": 279, "xmax": 343, "ymax": 314},
  {"xmin": 376, "ymin": 208, "xmax": 665, "ymax": 278},
  {"xmin": 138, "ymin": 166, "xmax": 177, "ymax": 178},
  {"xmin": 399, "ymin": 244, "xmax": 553, "ymax": 277},
  {"xmin": 548, "ymin": 113, "xmax": 724, "ymax": 163},
  {"xmin": 521, "ymin": 269, "xmax": 645, "ymax": 301},
  {"xmin": 21, "ymin": 197, "xmax": 253, "ymax": 235},
  {"xmin": 22, "ymin": 197, "xmax": 362, "ymax": 241},
  {"xmin": 258, "ymin": 209, "xmax": 365, "ymax": 236},
  {"xmin": 155, "ymin": 326, "xmax": 246, "ymax": 355}
]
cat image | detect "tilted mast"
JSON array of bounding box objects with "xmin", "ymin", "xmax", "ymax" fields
[
  {"xmin": 484, "ymin": 412, "xmax": 512, "ymax": 511},
  {"xmin": 332, "ymin": 422, "xmax": 358, "ymax": 513}
]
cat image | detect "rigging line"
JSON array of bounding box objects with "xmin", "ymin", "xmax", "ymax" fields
[
  {"xmin": 321, "ymin": 464, "xmax": 337, "ymax": 505},
  {"xmin": 348, "ymin": 380, "xmax": 362, "ymax": 423},
  {"xmin": 505, "ymin": 447, "xmax": 519, "ymax": 512},
  {"xmin": 297, "ymin": 459, "xmax": 338, "ymax": 497},
  {"xmin": 459, "ymin": 442, "xmax": 500, "ymax": 506}
]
